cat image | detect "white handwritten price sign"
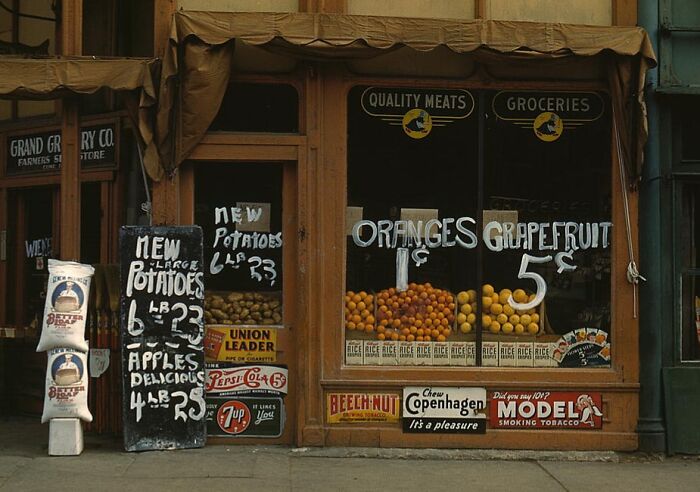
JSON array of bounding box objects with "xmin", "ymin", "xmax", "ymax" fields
[{"xmin": 120, "ymin": 226, "xmax": 206, "ymax": 452}]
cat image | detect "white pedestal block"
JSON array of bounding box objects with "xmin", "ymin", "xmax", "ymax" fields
[{"xmin": 49, "ymin": 418, "xmax": 84, "ymax": 456}]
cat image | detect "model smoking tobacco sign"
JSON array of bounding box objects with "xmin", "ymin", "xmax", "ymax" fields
[
  {"xmin": 490, "ymin": 391, "xmax": 603, "ymax": 429},
  {"xmin": 492, "ymin": 91, "xmax": 604, "ymax": 142},
  {"xmin": 120, "ymin": 226, "xmax": 206, "ymax": 451},
  {"xmin": 361, "ymin": 87, "xmax": 474, "ymax": 139}
]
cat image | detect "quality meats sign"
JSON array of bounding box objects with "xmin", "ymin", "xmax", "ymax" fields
[
  {"xmin": 489, "ymin": 391, "xmax": 603, "ymax": 429},
  {"xmin": 206, "ymin": 396, "xmax": 284, "ymax": 437},
  {"xmin": 326, "ymin": 393, "xmax": 400, "ymax": 424},
  {"xmin": 205, "ymin": 364, "xmax": 288, "ymax": 396},
  {"xmin": 402, "ymin": 387, "xmax": 486, "ymax": 434}
]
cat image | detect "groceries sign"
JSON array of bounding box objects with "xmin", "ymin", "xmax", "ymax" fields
[
  {"xmin": 489, "ymin": 391, "xmax": 603, "ymax": 429},
  {"xmin": 492, "ymin": 91, "xmax": 604, "ymax": 142},
  {"xmin": 7, "ymin": 123, "xmax": 116, "ymax": 174}
]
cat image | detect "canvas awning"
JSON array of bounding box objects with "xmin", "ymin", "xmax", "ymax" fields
[
  {"xmin": 0, "ymin": 55, "xmax": 159, "ymax": 178},
  {"xmin": 154, "ymin": 11, "xmax": 656, "ymax": 182}
]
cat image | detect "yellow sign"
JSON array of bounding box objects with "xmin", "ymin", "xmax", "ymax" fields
[
  {"xmin": 533, "ymin": 112, "xmax": 563, "ymax": 142},
  {"xmin": 326, "ymin": 393, "xmax": 400, "ymax": 424},
  {"xmin": 402, "ymin": 109, "xmax": 433, "ymax": 139},
  {"xmin": 204, "ymin": 326, "xmax": 277, "ymax": 363}
]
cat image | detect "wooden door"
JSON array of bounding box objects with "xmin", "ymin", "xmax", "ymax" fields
[{"xmin": 189, "ymin": 159, "xmax": 298, "ymax": 444}]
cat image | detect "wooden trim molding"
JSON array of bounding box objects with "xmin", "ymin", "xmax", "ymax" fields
[{"xmin": 613, "ymin": 0, "xmax": 637, "ymax": 26}]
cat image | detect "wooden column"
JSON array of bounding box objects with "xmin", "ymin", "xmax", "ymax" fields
[
  {"xmin": 60, "ymin": 0, "xmax": 83, "ymax": 260},
  {"xmin": 151, "ymin": 0, "xmax": 179, "ymax": 225}
]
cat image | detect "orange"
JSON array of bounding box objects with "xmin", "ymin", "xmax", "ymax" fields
[
  {"xmin": 346, "ymin": 321, "xmax": 356, "ymax": 330},
  {"xmin": 489, "ymin": 321, "xmax": 501, "ymax": 333},
  {"xmin": 347, "ymin": 301, "xmax": 357, "ymax": 311},
  {"xmin": 377, "ymin": 333, "xmax": 386, "ymax": 340},
  {"xmin": 357, "ymin": 322, "xmax": 365, "ymax": 331},
  {"xmin": 482, "ymin": 284, "xmax": 495, "ymax": 296},
  {"xmin": 352, "ymin": 294, "xmax": 362, "ymax": 303},
  {"xmin": 357, "ymin": 301, "xmax": 366, "ymax": 311},
  {"xmin": 437, "ymin": 335, "xmax": 446, "ymax": 342}
]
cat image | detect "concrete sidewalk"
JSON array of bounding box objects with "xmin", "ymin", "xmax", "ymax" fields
[{"xmin": 1, "ymin": 417, "xmax": 699, "ymax": 491}]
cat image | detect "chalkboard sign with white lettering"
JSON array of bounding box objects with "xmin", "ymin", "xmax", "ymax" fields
[{"xmin": 120, "ymin": 226, "xmax": 206, "ymax": 452}]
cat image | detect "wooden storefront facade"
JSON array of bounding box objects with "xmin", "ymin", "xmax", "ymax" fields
[{"xmin": 0, "ymin": 3, "xmax": 655, "ymax": 451}]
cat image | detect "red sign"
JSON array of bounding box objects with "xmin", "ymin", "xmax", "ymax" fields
[
  {"xmin": 489, "ymin": 391, "xmax": 603, "ymax": 429},
  {"xmin": 216, "ymin": 400, "xmax": 252, "ymax": 435},
  {"xmin": 205, "ymin": 364, "xmax": 288, "ymax": 395}
]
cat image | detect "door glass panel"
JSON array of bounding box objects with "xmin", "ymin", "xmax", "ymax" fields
[
  {"xmin": 195, "ymin": 162, "xmax": 284, "ymax": 330},
  {"xmin": 20, "ymin": 188, "xmax": 55, "ymax": 328},
  {"xmin": 678, "ymin": 182, "xmax": 700, "ymax": 361}
]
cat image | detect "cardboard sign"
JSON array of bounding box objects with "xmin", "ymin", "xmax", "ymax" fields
[
  {"xmin": 490, "ymin": 391, "xmax": 603, "ymax": 429},
  {"xmin": 206, "ymin": 396, "xmax": 284, "ymax": 437},
  {"xmin": 205, "ymin": 363, "xmax": 288, "ymax": 396},
  {"xmin": 120, "ymin": 226, "xmax": 206, "ymax": 452},
  {"xmin": 553, "ymin": 329, "xmax": 611, "ymax": 367},
  {"xmin": 403, "ymin": 387, "xmax": 486, "ymax": 433},
  {"xmin": 327, "ymin": 393, "xmax": 400, "ymax": 424},
  {"xmin": 204, "ymin": 326, "xmax": 277, "ymax": 363}
]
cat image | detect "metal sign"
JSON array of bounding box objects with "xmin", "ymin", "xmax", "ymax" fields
[
  {"xmin": 327, "ymin": 393, "xmax": 400, "ymax": 424},
  {"xmin": 489, "ymin": 391, "xmax": 603, "ymax": 429},
  {"xmin": 402, "ymin": 386, "xmax": 486, "ymax": 433}
]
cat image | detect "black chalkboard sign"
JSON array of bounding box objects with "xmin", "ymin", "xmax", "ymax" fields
[{"xmin": 120, "ymin": 226, "xmax": 206, "ymax": 451}]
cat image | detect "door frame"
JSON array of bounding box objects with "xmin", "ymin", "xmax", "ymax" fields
[{"xmin": 179, "ymin": 132, "xmax": 305, "ymax": 445}]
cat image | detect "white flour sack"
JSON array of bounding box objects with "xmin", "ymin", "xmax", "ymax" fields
[
  {"xmin": 36, "ymin": 259, "xmax": 94, "ymax": 352},
  {"xmin": 42, "ymin": 348, "xmax": 93, "ymax": 423}
]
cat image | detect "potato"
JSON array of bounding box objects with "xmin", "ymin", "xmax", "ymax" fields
[
  {"xmin": 239, "ymin": 308, "xmax": 249, "ymax": 319},
  {"xmin": 211, "ymin": 309, "xmax": 227, "ymax": 321},
  {"xmin": 251, "ymin": 312, "xmax": 262, "ymax": 321},
  {"xmin": 243, "ymin": 293, "xmax": 254, "ymax": 301},
  {"xmin": 251, "ymin": 303, "xmax": 261, "ymax": 312},
  {"xmin": 263, "ymin": 310, "xmax": 272, "ymax": 318},
  {"xmin": 262, "ymin": 319, "xmax": 274, "ymax": 325},
  {"xmin": 227, "ymin": 292, "xmax": 243, "ymax": 302}
]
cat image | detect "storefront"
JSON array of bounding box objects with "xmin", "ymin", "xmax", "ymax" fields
[
  {"xmin": 0, "ymin": 55, "xmax": 157, "ymax": 427},
  {"xmin": 148, "ymin": 12, "xmax": 655, "ymax": 449}
]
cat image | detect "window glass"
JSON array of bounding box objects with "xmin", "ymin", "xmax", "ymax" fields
[
  {"xmin": 195, "ymin": 163, "xmax": 284, "ymax": 366},
  {"xmin": 679, "ymin": 182, "xmax": 700, "ymax": 361},
  {"xmin": 209, "ymin": 83, "xmax": 299, "ymax": 133},
  {"xmin": 345, "ymin": 86, "xmax": 612, "ymax": 369},
  {"xmin": 484, "ymin": 90, "xmax": 612, "ymax": 368}
]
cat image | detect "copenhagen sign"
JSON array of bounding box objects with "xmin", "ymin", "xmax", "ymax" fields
[
  {"xmin": 402, "ymin": 386, "xmax": 486, "ymax": 433},
  {"xmin": 6, "ymin": 123, "xmax": 116, "ymax": 174}
]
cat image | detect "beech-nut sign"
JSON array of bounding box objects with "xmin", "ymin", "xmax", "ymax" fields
[
  {"xmin": 361, "ymin": 87, "xmax": 474, "ymax": 139},
  {"xmin": 491, "ymin": 91, "xmax": 605, "ymax": 142}
]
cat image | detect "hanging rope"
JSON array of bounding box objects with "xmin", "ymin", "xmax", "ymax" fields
[{"xmin": 613, "ymin": 108, "xmax": 646, "ymax": 318}]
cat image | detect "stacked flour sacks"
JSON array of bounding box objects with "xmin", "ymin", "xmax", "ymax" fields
[{"xmin": 36, "ymin": 260, "xmax": 95, "ymax": 455}]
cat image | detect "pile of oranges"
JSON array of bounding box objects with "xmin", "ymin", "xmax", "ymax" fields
[
  {"xmin": 373, "ymin": 282, "xmax": 455, "ymax": 342},
  {"xmin": 456, "ymin": 284, "xmax": 541, "ymax": 335},
  {"xmin": 344, "ymin": 291, "xmax": 375, "ymax": 334}
]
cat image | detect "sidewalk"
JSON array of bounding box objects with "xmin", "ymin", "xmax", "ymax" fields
[{"xmin": 1, "ymin": 417, "xmax": 699, "ymax": 491}]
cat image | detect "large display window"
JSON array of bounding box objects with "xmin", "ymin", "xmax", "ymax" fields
[{"xmin": 344, "ymin": 85, "xmax": 612, "ymax": 369}]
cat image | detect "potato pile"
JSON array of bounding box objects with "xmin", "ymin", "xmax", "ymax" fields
[
  {"xmin": 456, "ymin": 285, "xmax": 540, "ymax": 335},
  {"xmin": 204, "ymin": 291, "xmax": 282, "ymax": 325},
  {"xmin": 372, "ymin": 283, "xmax": 455, "ymax": 342}
]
